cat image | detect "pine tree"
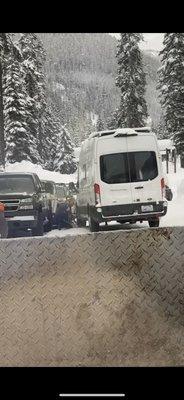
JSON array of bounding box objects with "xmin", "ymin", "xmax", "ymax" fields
[
  {"xmin": 152, "ymin": 113, "xmax": 167, "ymax": 139},
  {"xmin": 158, "ymin": 33, "xmax": 184, "ymax": 157},
  {"xmin": 0, "ymin": 33, "xmax": 11, "ymax": 167},
  {"xmin": 3, "ymin": 38, "xmax": 40, "ymax": 163},
  {"xmin": 54, "ymin": 125, "xmax": 77, "ymax": 174},
  {"xmin": 96, "ymin": 116, "xmax": 104, "ymax": 131},
  {"xmin": 41, "ymin": 105, "xmax": 60, "ymax": 171},
  {"xmin": 114, "ymin": 33, "xmax": 148, "ymax": 128},
  {"xmin": 19, "ymin": 33, "xmax": 46, "ymax": 164}
]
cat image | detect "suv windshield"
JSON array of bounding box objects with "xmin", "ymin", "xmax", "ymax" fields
[
  {"xmin": 0, "ymin": 175, "xmax": 35, "ymax": 194},
  {"xmin": 100, "ymin": 151, "xmax": 158, "ymax": 184}
]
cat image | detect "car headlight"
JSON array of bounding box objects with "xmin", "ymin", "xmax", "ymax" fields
[{"xmin": 20, "ymin": 198, "xmax": 33, "ymax": 203}]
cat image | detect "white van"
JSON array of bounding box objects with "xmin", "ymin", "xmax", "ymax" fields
[{"xmin": 76, "ymin": 127, "xmax": 168, "ymax": 232}]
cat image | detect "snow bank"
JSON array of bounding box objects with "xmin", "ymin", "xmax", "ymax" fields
[
  {"xmin": 5, "ymin": 161, "xmax": 77, "ymax": 184},
  {"xmin": 158, "ymin": 139, "xmax": 175, "ymax": 151},
  {"xmin": 161, "ymin": 160, "xmax": 184, "ymax": 227},
  {"xmin": 46, "ymin": 227, "xmax": 88, "ymax": 237}
]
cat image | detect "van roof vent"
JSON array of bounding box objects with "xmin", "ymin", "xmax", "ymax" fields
[
  {"xmin": 88, "ymin": 130, "xmax": 116, "ymax": 139},
  {"xmin": 133, "ymin": 127, "xmax": 151, "ymax": 133},
  {"xmin": 114, "ymin": 128, "xmax": 138, "ymax": 137},
  {"xmin": 88, "ymin": 126, "xmax": 151, "ymax": 139}
]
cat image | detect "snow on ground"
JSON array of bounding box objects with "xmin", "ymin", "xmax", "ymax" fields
[
  {"xmin": 5, "ymin": 161, "xmax": 77, "ymax": 184},
  {"xmin": 46, "ymin": 227, "xmax": 88, "ymax": 237}
]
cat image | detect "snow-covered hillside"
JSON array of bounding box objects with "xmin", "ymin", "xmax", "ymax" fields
[{"xmin": 5, "ymin": 161, "xmax": 77, "ymax": 184}]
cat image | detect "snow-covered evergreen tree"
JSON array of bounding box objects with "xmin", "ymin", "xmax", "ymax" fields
[
  {"xmin": 41, "ymin": 105, "xmax": 60, "ymax": 171},
  {"xmin": 152, "ymin": 113, "xmax": 167, "ymax": 139},
  {"xmin": 96, "ymin": 116, "xmax": 105, "ymax": 131},
  {"xmin": 0, "ymin": 33, "xmax": 12, "ymax": 167},
  {"xmin": 19, "ymin": 33, "xmax": 46, "ymax": 164},
  {"xmin": 3, "ymin": 38, "xmax": 40, "ymax": 163},
  {"xmin": 158, "ymin": 33, "xmax": 184, "ymax": 156},
  {"xmin": 55, "ymin": 125, "xmax": 77, "ymax": 174},
  {"xmin": 113, "ymin": 33, "xmax": 148, "ymax": 128}
]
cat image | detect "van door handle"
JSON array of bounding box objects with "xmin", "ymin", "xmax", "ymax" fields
[{"xmin": 135, "ymin": 186, "xmax": 144, "ymax": 189}]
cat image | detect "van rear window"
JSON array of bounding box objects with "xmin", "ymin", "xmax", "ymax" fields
[{"xmin": 100, "ymin": 152, "xmax": 158, "ymax": 184}]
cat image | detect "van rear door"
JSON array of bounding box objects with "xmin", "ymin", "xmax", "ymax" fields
[
  {"xmin": 97, "ymin": 137, "xmax": 133, "ymax": 207},
  {"xmin": 126, "ymin": 135, "xmax": 162, "ymax": 204}
]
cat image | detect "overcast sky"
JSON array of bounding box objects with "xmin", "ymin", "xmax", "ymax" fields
[
  {"xmin": 110, "ymin": 33, "xmax": 164, "ymax": 51},
  {"xmin": 141, "ymin": 33, "xmax": 164, "ymax": 51}
]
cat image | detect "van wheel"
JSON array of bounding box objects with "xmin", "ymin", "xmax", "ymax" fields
[
  {"xmin": 88, "ymin": 215, "xmax": 99, "ymax": 232},
  {"xmin": 148, "ymin": 219, "xmax": 160, "ymax": 228},
  {"xmin": 76, "ymin": 217, "xmax": 86, "ymax": 227}
]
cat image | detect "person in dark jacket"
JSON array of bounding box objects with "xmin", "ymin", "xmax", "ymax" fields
[
  {"xmin": 55, "ymin": 202, "xmax": 73, "ymax": 229},
  {"xmin": 0, "ymin": 202, "xmax": 8, "ymax": 238}
]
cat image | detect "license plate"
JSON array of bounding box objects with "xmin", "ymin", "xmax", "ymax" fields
[{"xmin": 141, "ymin": 205, "xmax": 153, "ymax": 212}]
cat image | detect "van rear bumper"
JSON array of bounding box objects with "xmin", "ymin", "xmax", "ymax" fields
[{"xmin": 91, "ymin": 201, "xmax": 167, "ymax": 223}]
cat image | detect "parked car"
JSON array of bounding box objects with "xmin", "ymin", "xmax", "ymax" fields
[
  {"xmin": 0, "ymin": 202, "xmax": 8, "ymax": 238},
  {"xmin": 0, "ymin": 172, "xmax": 51, "ymax": 236},
  {"xmin": 76, "ymin": 127, "xmax": 168, "ymax": 232}
]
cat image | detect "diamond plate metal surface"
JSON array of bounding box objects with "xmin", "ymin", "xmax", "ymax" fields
[{"xmin": 0, "ymin": 227, "xmax": 184, "ymax": 366}]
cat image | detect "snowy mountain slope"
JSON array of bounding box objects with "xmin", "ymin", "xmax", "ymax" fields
[{"xmin": 38, "ymin": 33, "xmax": 162, "ymax": 142}]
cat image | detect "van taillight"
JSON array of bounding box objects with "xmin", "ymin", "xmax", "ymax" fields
[
  {"xmin": 94, "ymin": 183, "xmax": 101, "ymax": 205},
  {"xmin": 161, "ymin": 178, "xmax": 165, "ymax": 198}
]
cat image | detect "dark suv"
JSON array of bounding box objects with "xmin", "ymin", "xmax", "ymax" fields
[{"xmin": 0, "ymin": 172, "xmax": 51, "ymax": 236}]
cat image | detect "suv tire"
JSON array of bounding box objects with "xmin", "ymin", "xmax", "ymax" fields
[{"xmin": 32, "ymin": 213, "xmax": 44, "ymax": 236}]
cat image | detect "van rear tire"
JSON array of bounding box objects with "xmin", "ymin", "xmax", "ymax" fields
[
  {"xmin": 76, "ymin": 217, "xmax": 86, "ymax": 227},
  {"xmin": 88, "ymin": 215, "xmax": 99, "ymax": 232},
  {"xmin": 148, "ymin": 219, "xmax": 160, "ymax": 228}
]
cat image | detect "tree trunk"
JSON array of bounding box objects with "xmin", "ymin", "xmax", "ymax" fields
[{"xmin": 0, "ymin": 60, "xmax": 5, "ymax": 168}]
